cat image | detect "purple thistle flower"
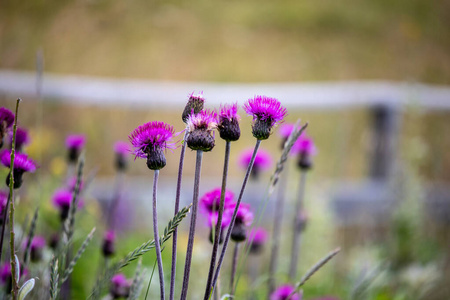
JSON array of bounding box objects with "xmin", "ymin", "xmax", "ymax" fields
[
  {"xmin": 129, "ymin": 121, "xmax": 175, "ymax": 170},
  {"xmin": 0, "ymin": 149, "xmax": 37, "ymax": 189},
  {"xmin": 114, "ymin": 141, "xmax": 130, "ymax": 171},
  {"xmin": 0, "ymin": 262, "xmax": 11, "ymax": 284},
  {"xmin": 65, "ymin": 134, "xmax": 86, "ymax": 163},
  {"xmin": 102, "ymin": 230, "xmax": 116, "ymax": 257},
  {"xmin": 182, "ymin": 91, "xmax": 205, "ymax": 123},
  {"xmin": 24, "ymin": 235, "xmax": 46, "ymax": 262},
  {"xmin": 239, "ymin": 148, "xmax": 272, "ymax": 180},
  {"xmin": 207, "ymin": 211, "xmax": 232, "ymax": 244},
  {"xmin": 292, "ymin": 134, "xmax": 316, "ymax": 170},
  {"xmin": 249, "ymin": 227, "xmax": 268, "ymax": 254},
  {"xmin": 218, "ymin": 103, "xmax": 241, "ymax": 142},
  {"xmin": 230, "ymin": 202, "xmax": 253, "ymax": 242},
  {"xmin": 199, "ymin": 188, "xmax": 234, "ymax": 215},
  {"xmin": 244, "ymin": 95, "xmax": 287, "ymax": 140},
  {"xmin": 67, "ymin": 176, "xmax": 84, "ymax": 193},
  {"xmin": 9, "ymin": 127, "xmax": 30, "ymax": 151},
  {"xmin": 52, "ymin": 188, "xmax": 83, "ymax": 221},
  {"xmin": 110, "ymin": 273, "xmax": 131, "ymax": 299},
  {"xmin": 0, "ymin": 108, "xmax": 14, "ymax": 149},
  {"xmin": 186, "ymin": 109, "xmax": 217, "ymax": 152},
  {"xmin": 0, "ymin": 190, "xmax": 7, "ymax": 218},
  {"xmin": 279, "ymin": 123, "xmax": 295, "ymax": 139},
  {"xmin": 270, "ymin": 285, "xmax": 302, "ymax": 300}
]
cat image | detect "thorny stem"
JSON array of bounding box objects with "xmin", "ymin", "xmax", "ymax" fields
[
  {"xmin": 9, "ymin": 98, "xmax": 21, "ymax": 299},
  {"xmin": 289, "ymin": 170, "xmax": 307, "ymax": 280},
  {"xmin": 180, "ymin": 150, "xmax": 203, "ymax": 300},
  {"xmin": 230, "ymin": 242, "xmax": 240, "ymax": 296},
  {"xmin": 268, "ymin": 163, "xmax": 289, "ymax": 294},
  {"xmin": 152, "ymin": 170, "xmax": 165, "ymax": 300},
  {"xmin": 170, "ymin": 131, "xmax": 188, "ymax": 300},
  {"xmin": 203, "ymin": 141, "xmax": 231, "ymax": 300},
  {"xmin": 211, "ymin": 139, "xmax": 261, "ymax": 293}
]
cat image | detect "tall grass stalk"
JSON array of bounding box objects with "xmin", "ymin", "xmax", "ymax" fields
[
  {"xmin": 170, "ymin": 131, "xmax": 188, "ymax": 300},
  {"xmin": 203, "ymin": 141, "xmax": 231, "ymax": 300},
  {"xmin": 151, "ymin": 169, "xmax": 165, "ymax": 300},
  {"xmin": 211, "ymin": 139, "xmax": 261, "ymax": 294},
  {"xmin": 180, "ymin": 150, "xmax": 203, "ymax": 300},
  {"xmin": 289, "ymin": 170, "xmax": 307, "ymax": 280}
]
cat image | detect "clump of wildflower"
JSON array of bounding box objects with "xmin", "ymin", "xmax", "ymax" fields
[
  {"xmin": 65, "ymin": 134, "xmax": 86, "ymax": 163},
  {"xmin": 52, "ymin": 188, "xmax": 83, "ymax": 221},
  {"xmin": 239, "ymin": 148, "xmax": 272, "ymax": 180},
  {"xmin": 292, "ymin": 134, "xmax": 316, "ymax": 170},
  {"xmin": 244, "ymin": 95, "xmax": 287, "ymax": 140},
  {"xmin": 110, "ymin": 273, "xmax": 131, "ymax": 299},
  {"xmin": 0, "ymin": 108, "xmax": 14, "ymax": 149},
  {"xmin": 270, "ymin": 284, "xmax": 302, "ymax": 300},
  {"xmin": 114, "ymin": 141, "xmax": 130, "ymax": 171},
  {"xmin": 182, "ymin": 91, "xmax": 205, "ymax": 123},
  {"xmin": 129, "ymin": 121, "xmax": 176, "ymax": 170},
  {"xmin": 102, "ymin": 230, "xmax": 116, "ymax": 258},
  {"xmin": 218, "ymin": 103, "xmax": 241, "ymax": 142},
  {"xmin": 230, "ymin": 203, "xmax": 253, "ymax": 242},
  {"xmin": 9, "ymin": 127, "xmax": 30, "ymax": 152},
  {"xmin": 249, "ymin": 227, "xmax": 268, "ymax": 254},
  {"xmin": 186, "ymin": 109, "xmax": 217, "ymax": 152},
  {"xmin": 0, "ymin": 150, "xmax": 37, "ymax": 189}
]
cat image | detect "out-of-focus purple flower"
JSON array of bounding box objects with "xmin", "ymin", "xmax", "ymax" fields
[
  {"xmin": 9, "ymin": 127, "xmax": 30, "ymax": 151},
  {"xmin": 292, "ymin": 134, "xmax": 316, "ymax": 170},
  {"xmin": 244, "ymin": 95, "xmax": 287, "ymax": 140},
  {"xmin": 200, "ymin": 188, "xmax": 234, "ymax": 215},
  {"xmin": 207, "ymin": 211, "xmax": 233, "ymax": 244},
  {"xmin": 110, "ymin": 273, "xmax": 131, "ymax": 299},
  {"xmin": 0, "ymin": 149, "xmax": 37, "ymax": 189},
  {"xmin": 218, "ymin": 103, "xmax": 241, "ymax": 142},
  {"xmin": 0, "ymin": 262, "xmax": 11, "ymax": 285},
  {"xmin": 0, "ymin": 108, "xmax": 14, "ymax": 149},
  {"xmin": 24, "ymin": 235, "xmax": 46, "ymax": 262},
  {"xmin": 65, "ymin": 134, "xmax": 86, "ymax": 163},
  {"xmin": 182, "ymin": 91, "xmax": 205, "ymax": 123},
  {"xmin": 230, "ymin": 202, "xmax": 253, "ymax": 242},
  {"xmin": 279, "ymin": 123, "xmax": 295, "ymax": 140},
  {"xmin": 129, "ymin": 121, "xmax": 176, "ymax": 170},
  {"xmin": 102, "ymin": 230, "xmax": 116, "ymax": 257},
  {"xmin": 239, "ymin": 148, "xmax": 272, "ymax": 180},
  {"xmin": 114, "ymin": 141, "xmax": 130, "ymax": 171},
  {"xmin": 270, "ymin": 284, "xmax": 302, "ymax": 300},
  {"xmin": 52, "ymin": 188, "xmax": 83, "ymax": 221},
  {"xmin": 67, "ymin": 177, "xmax": 84, "ymax": 193},
  {"xmin": 0, "ymin": 190, "xmax": 7, "ymax": 219},
  {"xmin": 186, "ymin": 109, "xmax": 218, "ymax": 152},
  {"xmin": 249, "ymin": 227, "xmax": 268, "ymax": 254}
]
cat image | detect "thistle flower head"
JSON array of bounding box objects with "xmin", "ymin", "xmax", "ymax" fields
[
  {"xmin": 270, "ymin": 285, "xmax": 302, "ymax": 300},
  {"xmin": 244, "ymin": 95, "xmax": 287, "ymax": 140},
  {"xmin": 30, "ymin": 236, "xmax": 46, "ymax": 251},
  {"xmin": 114, "ymin": 141, "xmax": 130, "ymax": 171},
  {"xmin": 207, "ymin": 211, "xmax": 232, "ymax": 229},
  {"xmin": 249, "ymin": 227, "xmax": 268, "ymax": 253},
  {"xmin": 9, "ymin": 127, "xmax": 30, "ymax": 151},
  {"xmin": 292, "ymin": 134, "xmax": 316, "ymax": 170},
  {"xmin": 129, "ymin": 121, "xmax": 176, "ymax": 170},
  {"xmin": 65, "ymin": 134, "xmax": 86, "ymax": 163},
  {"xmin": 0, "ymin": 108, "xmax": 14, "ymax": 129},
  {"xmin": 218, "ymin": 103, "xmax": 241, "ymax": 141},
  {"xmin": 102, "ymin": 230, "xmax": 116, "ymax": 257},
  {"xmin": 200, "ymin": 188, "xmax": 234, "ymax": 214},
  {"xmin": 182, "ymin": 91, "xmax": 205, "ymax": 123},
  {"xmin": 52, "ymin": 188, "xmax": 83, "ymax": 221},
  {"xmin": 279, "ymin": 123, "xmax": 295, "ymax": 139},
  {"xmin": 0, "ymin": 150, "xmax": 37, "ymax": 173},
  {"xmin": 67, "ymin": 177, "xmax": 84, "ymax": 193},
  {"xmin": 0, "ymin": 263, "xmax": 11, "ymax": 284},
  {"xmin": 186, "ymin": 110, "xmax": 217, "ymax": 152},
  {"xmin": 110, "ymin": 273, "xmax": 131, "ymax": 298},
  {"xmin": 239, "ymin": 148, "xmax": 272, "ymax": 180},
  {"xmin": 0, "ymin": 190, "xmax": 7, "ymax": 216},
  {"xmin": 230, "ymin": 202, "xmax": 253, "ymax": 242}
]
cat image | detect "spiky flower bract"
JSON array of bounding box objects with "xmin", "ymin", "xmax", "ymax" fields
[
  {"xmin": 129, "ymin": 121, "xmax": 175, "ymax": 170},
  {"xmin": 0, "ymin": 150, "xmax": 37, "ymax": 189},
  {"xmin": 270, "ymin": 285, "xmax": 302, "ymax": 300},
  {"xmin": 182, "ymin": 91, "xmax": 205, "ymax": 123},
  {"xmin": 9, "ymin": 127, "xmax": 30, "ymax": 151},
  {"xmin": 218, "ymin": 103, "xmax": 241, "ymax": 141},
  {"xmin": 186, "ymin": 109, "xmax": 217, "ymax": 152},
  {"xmin": 230, "ymin": 202, "xmax": 253, "ymax": 242},
  {"xmin": 65, "ymin": 134, "xmax": 86, "ymax": 163},
  {"xmin": 244, "ymin": 95, "xmax": 287, "ymax": 140},
  {"xmin": 0, "ymin": 108, "xmax": 14, "ymax": 149}
]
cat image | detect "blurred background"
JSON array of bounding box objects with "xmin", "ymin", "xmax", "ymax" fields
[{"xmin": 0, "ymin": 0, "xmax": 450, "ymax": 299}]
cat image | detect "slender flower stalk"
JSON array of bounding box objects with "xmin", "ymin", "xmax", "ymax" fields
[
  {"xmin": 169, "ymin": 131, "xmax": 188, "ymax": 300},
  {"xmin": 230, "ymin": 242, "xmax": 240, "ymax": 295},
  {"xmin": 152, "ymin": 169, "xmax": 165, "ymax": 299},
  {"xmin": 289, "ymin": 171, "xmax": 308, "ymax": 279}
]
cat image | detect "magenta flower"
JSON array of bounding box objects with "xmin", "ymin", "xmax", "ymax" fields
[
  {"xmin": 218, "ymin": 103, "xmax": 241, "ymax": 142},
  {"xmin": 114, "ymin": 141, "xmax": 130, "ymax": 171},
  {"xmin": 292, "ymin": 134, "xmax": 316, "ymax": 170},
  {"xmin": 0, "ymin": 190, "xmax": 7, "ymax": 217},
  {"xmin": 0, "ymin": 108, "xmax": 14, "ymax": 149},
  {"xmin": 102, "ymin": 230, "xmax": 116, "ymax": 257},
  {"xmin": 230, "ymin": 202, "xmax": 253, "ymax": 242},
  {"xmin": 200, "ymin": 188, "xmax": 234, "ymax": 214},
  {"xmin": 129, "ymin": 121, "xmax": 176, "ymax": 170},
  {"xmin": 207, "ymin": 211, "xmax": 232, "ymax": 229},
  {"xmin": 110, "ymin": 273, "xmax": 131, "ymax": 298},
  {"xmin": 0, "ymin": 149, "xmax": 37, "ymax": 189},
  {"xmin": 114, "ymin": 141, "xmax": 129, "ymax": 155},
  {"xmin": 25, "ymin": 235, "xmax": 46, "ymax": 262},
  {"xmin": 65, "ymin": 134, "xmax": 86, "ymax": 163},
  {"xmin": 186, "ymin": 109, "xmax": 218, "ymax": 152},
  {"xmin": 279, "ymin": 123, "xmax": 295, "ymax": 140},
  {"xmin": 270, "ymin": 285, "xmax": 302, "ymax": 300},
  {"xmin": 244, "ymin": 95, "xmax": 287, "ymax": 140},
  {"xmin": 52, "ymin": 188, "xmax": 83, "ymax": 221},
  {"xmin": 182, "ymin": 91, "xmax": 205, "ymax": 123},
  {"xmin": 0, "ymin": 262, "xmax": 11, "ymax": 284},
  {"xmin": 67, "ymin": 176, "xmax": 84, "ymax": 193},
  {"xmin": 9, "ymin": 127, "xmax": 30, "ymax": 151},
  {"xmin": 249, "ymin": 227, "xmax": 268, "ymax": 254},
  {"xmin": 239, "ymin": 148, "xmax": 272, "ymax": 180}
]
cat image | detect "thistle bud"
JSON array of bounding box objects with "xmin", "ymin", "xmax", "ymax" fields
[{"xmin": 182, "ymin": 92, "xmax": 205, "ymax": 123}]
